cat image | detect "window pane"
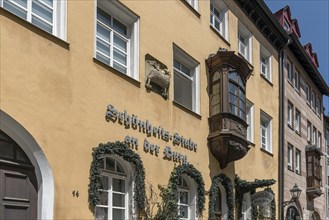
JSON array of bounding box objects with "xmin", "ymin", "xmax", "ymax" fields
[
  {"xmin": 96, "ymin": 52, "xmax": 110, "ymax": 65},
  {"xmin": 215, "ymin": 190, "xmax": 221, "ymax": 212},
  {"xmin": 97, "ymin": 24, "xmax": 111, "ymax": 43},
  {"xmin": 180, "ymin": 63, "xmax": 191, "ymax": 77},
  {"xmin": 230, "ymin": 104, "xmax": 238, "ymax": 116},
  {"xmin": 41, "ymin": 0, "xmax": 53, "ymax": 7},
  {"xmin": 179, "ymin": 191, "xmax": 189, "ymax": 204},
  {"xmin": 0, "ymin": 142, "xmax": 14, "ymax": 160},
  {"xmin": 113, "ymin": 34, "xmax": 127, "ymax": 53},
  {"xmin": 97, "ymin": 8, "xmax": 111, "ymax": 27},
  {"xmin": 113, "ymin": 18, "xmax": 127, "ymax": 35},
  {"xmin": 32, "ymin": 0, "xmax": 53, "ymax": 23},
  {"xmin": 95, "ymin": 207, "xmax": 108, "ymax": 220},
  {"xmin": 3, "ymin": 0, "xmax": 27, "ymax": 19},
  {"xmin": 113, "ymin": 48, "xmax": 127, "ymax": 66},
  {"xmin": 179, "ymin": 205, "xmax": 188, "ymax": 218},
  {"xmin": 116, "ymin": 162, "xmax": 125, "ymax": 174},
  {"xmin": 113, "ymin": 178, "xmax": 125, "ymax": 193},
  {"xmin": 113, "ymin": 62, "xmax": 127, "ymax": 74},
  {"xmin": 105, "ymin": 157, "xmax": 115, "ymax": 171},
  {"xmin": 113, "ymin": 193, "xmax": 125, "ymax": 207},
  {"xmin": 174, "ymin": 72, "xmax": 193, "ymax": 110},
  {"xmin": 96, "ymin": 39, "xmax": 110, "ymax": 57},
  {"xmin": 229, "ymin": 94, "xmax": 238, "ymax": 105},
  {"xmin": 99, "ymin": 191, "xmax": 108, "ymax": 205},
  {"xmin": 229, "ymin": 83, "xmax": 238, "ymax": 95},
  {"xmin": 32, "ymin": 15, "xmax": 53, "ymax": 33},
  {"xmin": 100, "ymin": 175, "xmax": 109, "ymax": 190},
  {"xmin": 112, "ymin": 209, "xmax": 125, "ymax": 220}
]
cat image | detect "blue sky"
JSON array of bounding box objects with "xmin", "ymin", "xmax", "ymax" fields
[{"xmin": 265, "ymin": 0, "xmax": 329, "ymax": 114}]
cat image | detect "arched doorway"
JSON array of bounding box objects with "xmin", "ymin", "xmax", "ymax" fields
[
  {"xmin": 0, "ymin": 110, "xmax": 54, "ymax": 219},
  {"xmin": 286, "ymin": 206, "xmax": 301, "ymax": 220},
  {"xmin": 0, "ymin": 130, "xmax": 38, "ymax": 219}
]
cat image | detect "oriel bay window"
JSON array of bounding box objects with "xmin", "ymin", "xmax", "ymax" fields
[
  {"xmin": 306, "ymin": 146, "xmax": 323, "ymax": 199},
  {"xmin": 206, "ymin": 49, "xmax": 253, "ymax": 168}
]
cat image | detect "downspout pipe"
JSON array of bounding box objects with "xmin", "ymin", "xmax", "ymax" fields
[{"xmin": 279, "ymin": 37, "xmax": 292, "ymax": 220}]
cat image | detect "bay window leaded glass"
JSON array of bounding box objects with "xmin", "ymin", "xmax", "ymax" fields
[
  {"xmin": 211, "ymin": 71, "xmax": 221, "ymax": 116},
  {"xmin": 228, "ymin": 71, "xmax": 245, "ymax": 119}
]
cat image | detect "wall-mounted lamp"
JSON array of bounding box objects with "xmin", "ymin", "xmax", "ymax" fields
[{"xmin": 282, "ymin": 183, "xmax": 302, "ymax": 207}]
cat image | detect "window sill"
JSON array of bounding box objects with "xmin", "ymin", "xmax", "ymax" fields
[
  {"xmin": 0, "ymin": 8, "xmax": 69, "ymax": 50},
  {"xmin": 288, "ymin": 167, "xmax": 294, "ymax": 172},
  {"xmin": 260, "ymin": 73, "xmax": 273, "ymax": 87},
  {"xmin": 248, "ymin": 141, "xmax": 255, "ymax": 147},
  {"xmin": 295, "ymin": 171, "xmax": 301, "ymax": 176},
  {"xmin": 288, "ymin": 124, "xmax": 294, "ymax": 131},
  {"xmin": 180, "ymin": 0, "xmax": 200, "ymax": 18},
  {"xmin": 260, "ymin": 147, "xmax": 273, "ymax": 156},
  {"xmin": 287, "ymin": 79, "xmax": 293, "ymax": 87},
  {"xmin": 93, "ymin": 58, "xmax": 141, "ymax": 88},
  {"xmin": 209, "ymin": 25, "xmax": 230, "ymax": 47},
  {"xmin": 173, "ymin": 101, "xmax": 201, "ymax": 119},
  {"xmin": 295, "ymin": 130, "xmax": 301, "ymax": 137}
]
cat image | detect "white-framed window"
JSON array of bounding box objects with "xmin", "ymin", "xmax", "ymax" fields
[
  {"xmin": 294, "ymin": 70, "xmax": 300, "ymax": 92},
  {"xmin": 185, "ymin": 0, "xmax": 198, "ymax": 11},
  {"xmin": 260, "ymin": 46, "xmax": 272, "ymax": 81},
  {"xmin": 177, "ymin": 175, "xmax": 197, "ymax": 220},
  {"xmin": 173, "ymin": 45, "xmax": 200, "ymax": 114},
  {"xmin": 210, "ymin": 0, "xmax": 228, "ymax": 40},
  {"xmin": 305, "ymin": 84, "xmax": 310, "ymax": 104},
  {"xmin": 313, "ymin": 126, "xmax": 317, "ymax": 146},
  {"xmin": 286, "ymin": 59, "xmax": 293, "ymax": 83},
  {"xmin": 1, "ymin": 0, "xmax": 66, "ymax": 39},
  {"xmin": 95, "ymin": 0, "xmax": 139, "ymax": 79},
  {"xmin": 307, "ymin": 120, "xmax": 312, "ymax": 143},
  {"xmin": 316, "ymin": 97, "xmax": 321, "ymax": 115},
  {"xmin": 318, "ymin": 132, "xmax": 322, "ymax": 149},
  {"xmin": 260, "ymin": 111, "xmax": 272, "ymax": 153},
  {"xmin": 246, "ymin": 100, "xmax": 254, "ymax": 143},
  {"xmin": 311, "ymin": 91, "xmax": 315, "ymax": 110},
  {"xmin": 95, "ymin": 156, "xmax": 134, "ymax": 220},
  {"xmin": 295, "ymin": 108, "xmax": 300, "ymax": 134},
  {"xmin": 287, "ymin": 101, "xmax": 293, "ymax": 127},
  {"xmin": 288, "ymin": 143, "xmax": 293, "ymax": 170},
  {"xmin": 238, "ymin": 22, "xmax": 252, "ymax": 63},
  {"xmin": 295, "ymin": 149, "xmax": 301, "ymax": 174}
]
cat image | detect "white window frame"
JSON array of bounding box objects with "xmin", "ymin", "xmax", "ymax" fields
[
  {"xmin": 210, "ymin": 0, "xmax": 228, "ymax": 40},
  {"xmin": 260, "ymin": 111, "xmax": 272, "ymax": 153},
  {"xmin": 305, "ymin": 84, "xmax": 310, "ymax": 104},
  {"xmin": 287, "ymin": 101, "xmax": 293, "ymax": 127},
  {"xmin": 288, "ymin": 143, "xmax": 293, "ymax": 170},
  {"xmin": 317, "ymin": 97, "xmax": 321, "ymax": 115},
  {"xmin": 313, "ymin": 126, "xmax": 317, "ymax": 146},
  {"xmin": 311, "ymin": 91, "xmax": 315, "ymax": 110},
  {"xmin": 307, "ymin": 120, "xmax": 312, "ymax": 143},
  {"xmin": 185, "ymin": 0, "xmax": 198, "ymax": 11},
  {"xmin": 260, "ymin": 45, "xmax": 272, "ymax": 82},
  {"xmin": 177, "ymin": 175, "xmax": 197, "ymax": 220},
  {"xmin": 294, "ymin": 70, "xmax": 300, "ymax": 92},
  {"xmin": 295, "ymin": 108, "xmax": 300, "ymax": 134},
  {"xmin": 94, "ymin": 156, "xmax": 134, "ymax": 220},
  {"xmin": 1, "ymin": 0, "xmax": 67, "ymax": 40},
  {"xmin": 318, "ymin": 132, "xmax": 322, "ymax": 149},
  {"xmin": 246, "ymin": 100, "xmax": 254, "ymax": 143},
  {"xmin": 238, "ymin": 21, "xmax": 252, "ymax": 63},
  {"xmin": 173, "ymin": 45, "xmax": 200, "ymax": 114},
  {"xmin": 286, "ymin": 59, "xmax": 293, "ymax": 83},
  {"xmin": 295, "ymin": 149, "xmax": 301, "ymax": 174},
  {"xmin": 95, "ymin": 0, "xmax": 139, "ymax": 80}
]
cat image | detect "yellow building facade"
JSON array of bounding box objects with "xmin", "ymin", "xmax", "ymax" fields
[{"xmin": 0, "ymin": 0, "xmax": 287, "ymax": 219}]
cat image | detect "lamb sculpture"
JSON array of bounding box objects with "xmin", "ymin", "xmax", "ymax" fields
[{"xmin": 145, "ymin": 60, "xmax": 171, "ymax": 99}]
